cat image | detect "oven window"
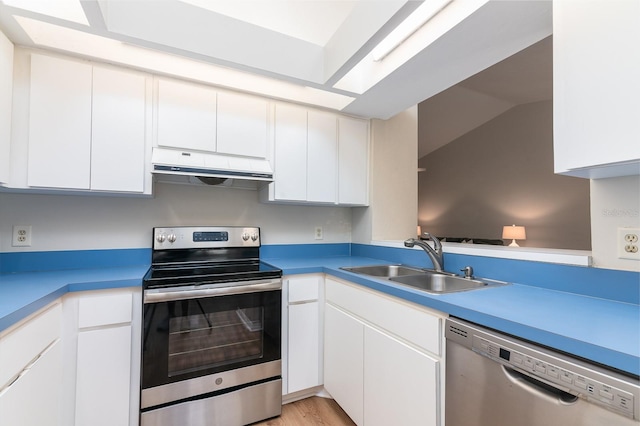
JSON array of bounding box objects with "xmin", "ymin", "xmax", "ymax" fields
[
  {"xmin": 142, "ymin": 289, "xmax": 281, "ymax": 389},
  {"xmin": 168, "ymin": 305, "xmax": 264, "ymax": 376}
]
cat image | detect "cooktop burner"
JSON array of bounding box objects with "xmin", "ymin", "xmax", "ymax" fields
[{"xmin": 144, "ymin": 226, "xmax": 282, "ymax": 289}]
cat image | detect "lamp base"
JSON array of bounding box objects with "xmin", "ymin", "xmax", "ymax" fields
[{"xmin": 508, "ymin": 239, "xmax": 520, "ymax": 247}]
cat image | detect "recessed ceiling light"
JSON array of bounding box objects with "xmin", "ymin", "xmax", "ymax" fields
[{"xmin": 3, "ymin": 0, "xmax": 88, "ymax": 25}]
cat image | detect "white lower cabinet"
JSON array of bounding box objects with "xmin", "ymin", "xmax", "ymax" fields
[
  {"xmin": 364, "ymin": 326, "xmax": 439, "ymax": 426},
  {"xmin": 0, "ymin": 288, "xmax": 140, "ymax": 426},
  {"xmin": 324, "ymin": 303, "xmax": 364, "ymax": 425},
  {"xmin": 63, "ymin": 288, "xmax": 141, "ymax": 426},
  {"xmin": 283, "ymin": 274, "xmax": 324, "ymax": 397},
  {"xmin": 324, "ymin": 277, "xmax": 445, "ymax": 426},
  {"xmin": 0, "ymin": 302, "xmax": 63, "ymax": 426},
  {"xmin": 75, "ymin": 325, "xmax": 133, "ymax": 426}
]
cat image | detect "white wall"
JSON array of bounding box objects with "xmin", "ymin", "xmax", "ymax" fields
[
  {"xmin": 590, "ymin": 175, "xmax": 640, "ymax": 272},
  {"xmin": 0, "ymin": 182, "xmax": 352, "ymax": 252}
]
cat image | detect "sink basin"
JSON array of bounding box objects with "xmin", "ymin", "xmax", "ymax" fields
[
  {"xmin": 340, "ymin": 264, "xmax": 425, "ymax": 278},
  {"xmin": 390, "ymin": 274, "xmax": 500, "ymax": 294},
  {"xmin": 342, "ymin": 264, "xmax": 508, "ymax": 294}
]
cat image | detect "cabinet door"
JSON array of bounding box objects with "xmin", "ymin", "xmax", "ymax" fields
[
  {"xmin": 324, "ymin": 303, "xmax": 364, "ymax": 426},
  {"xmin": 338, "ymin": 117, "xmax": 369, "ymax": 205},
  {"xmin": 156, "ymin": 78, "xmax": 217, "ymax": 152},
  {"xmin": 364, "ymin": 326, "xmax": 440, "ymax": 426},
  {"xmin": 217, "ymin": 91, "xmax": 269, "ymax": 158},
  {"xmin": 92, "ymin": 67, "xmax": 147, "ymax": 192},
  {"xmin": 28, "ymin": 54, "xmax": 92, "ymax": 189},
  {"xmin": 288, "ymin": 302, "xmax": 321, "ymax": 393},
  {"xmin": 553, "ymin": 0, "xmax": 640, "ymax": 177},
  {"xmin": 0, "ymin": 341, "xmax": 63, "ymax": 426},
  {"xmin": 274, "ymin": 103, "xmax": 307, "ymax": 201},
  {"xmin": 0, "ymin": 30, "xmax": 12, "ymax": 185},
  {"xmin": 307, "ymin": 110, "xmax": 337, "ymax": 203},
  {"xmin": 75, "ymin": 325, "xmax": 132, "ymax": 426}
]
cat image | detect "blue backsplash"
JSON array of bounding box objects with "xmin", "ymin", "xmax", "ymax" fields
[
  {"xmin": 2, "ymin": 243, "xmax": 638, "ymax": 304},
  {"xmin": 0, "ymin": 248, "xmax": 151, "ymax": 274}
]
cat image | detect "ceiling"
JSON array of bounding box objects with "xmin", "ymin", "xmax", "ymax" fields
[
  {"xmin": 0, "ymin": 0, "xmax": 552, "ymax": 119},
  {"xmin": 418, "ymin": 35, "xmax": 553, "ymax": 158}
]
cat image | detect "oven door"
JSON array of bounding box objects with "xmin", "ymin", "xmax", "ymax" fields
[{"xmin": 141, "ymin": 279, "xmax": 281, "ymax": 409}]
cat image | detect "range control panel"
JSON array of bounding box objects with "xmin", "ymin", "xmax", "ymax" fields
[
  {"xmin": 472, "ymin": 335, "xmax": 636, "ymax": 419},
  {"xmin": 153, "ymin": 226, "xmax": 260, "ymax": 250}
]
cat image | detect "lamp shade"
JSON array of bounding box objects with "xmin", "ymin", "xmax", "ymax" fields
[{"xmin": 502, "ymin": 225, "xmax": 526, "ymax": 240}]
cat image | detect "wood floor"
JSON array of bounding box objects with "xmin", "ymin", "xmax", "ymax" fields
[{"xmin": 253, "ymin": 397, "xmax": 356, "ymax": 426}]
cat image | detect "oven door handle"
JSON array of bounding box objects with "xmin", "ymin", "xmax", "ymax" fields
[{"xmin": 143, "ymin": 279, "xmax": 282, "ymax": 303}]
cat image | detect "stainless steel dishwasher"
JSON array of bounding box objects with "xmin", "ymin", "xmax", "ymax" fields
[{"xmin": 445, "ymin": 317, "xmax": 640, "ymax": 426}]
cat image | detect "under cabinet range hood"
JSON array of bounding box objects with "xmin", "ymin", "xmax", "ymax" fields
[{"xmin": 151, "ymin": 147, "xmax": 273, "ymax": 187}]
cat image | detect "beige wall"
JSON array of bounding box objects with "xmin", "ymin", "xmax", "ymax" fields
[
  {"xmin": 590, "ymin": 176, "xmax": 640, "ymax": 272},
  {"xmin": 418, "ymin": 100, "xmax": 591, "ymax": 250},
  {"xmin": 353, "ymin": 106, "xmax": 418, "ymax": 243}
]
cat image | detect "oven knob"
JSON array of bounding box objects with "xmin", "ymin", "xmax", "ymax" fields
[
  {"xmin": 156, "ymin": 234, "xmax": 166, "ymax": 243},
  {"xmin": 167, "ymin": 234, "xmax": 177, "ymax": 243},
  {"xmin": 242, "ymin": 232, "xmax": 250, "ymax": 241},
  {"xmin": 251, "ymin": 233, "xmax": 259, "ymax": 242}
]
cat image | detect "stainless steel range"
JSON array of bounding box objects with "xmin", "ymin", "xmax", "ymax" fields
[{"xmin": 141, "ymin": 226, "xmax": 283, "ymax": 426}]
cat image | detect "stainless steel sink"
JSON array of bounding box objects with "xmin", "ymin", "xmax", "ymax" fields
[
  {"xmin": 340, "ymin": 264, "xmax": 425, "ymax": 278},
  {"xmin": 341, "ymin": 264, "xmax": 508, "ymax": 294},
  {"xmin": 390, "ymin": 274, "xmax": 508, "ymax": 294}
]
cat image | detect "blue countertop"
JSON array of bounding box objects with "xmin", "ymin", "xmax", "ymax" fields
[
  {"xmin": 0, "ymin": 265, "xmax": 149, "ymax": 331},
  {"xmin": 264, "ymin": 255, "xmax": 640, "ymax": 376},
  {"xmin": 1, "ymin": 253, "xmax": 638, "ymax": 377}
]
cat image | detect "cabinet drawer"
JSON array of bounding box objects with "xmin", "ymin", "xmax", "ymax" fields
[
  {"xmin": 288, "ymin": 276, "xmax": 320, "ymax": 303},
  {"xmin": 0, "ymin": 303, "xmax": 61, "ymax": 387},
  {"xmin": 326, "ymin": 278, "xmax": 442, "ymax": 356},
  {"xmin": 78, "ymin": 292, "xmax": 132, "ymax": 328}
]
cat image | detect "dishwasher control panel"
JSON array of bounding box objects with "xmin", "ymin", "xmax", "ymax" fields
[
  {"xmin": 473, "ymin": 335, "xmax": 635, "ymax": 418},
  {"xmin": 446, "ymin": 317, "xmax": 639, "ymax": 421}
]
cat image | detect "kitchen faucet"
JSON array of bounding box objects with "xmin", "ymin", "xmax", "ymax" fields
[{"xmin": 404, "ymin": 232, "xmax": 444, "ymax": 272}]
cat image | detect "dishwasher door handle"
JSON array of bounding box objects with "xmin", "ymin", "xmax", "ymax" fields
[{"xmin": 502, "ymin": 365, "xmax": 579, "ymax": 404}]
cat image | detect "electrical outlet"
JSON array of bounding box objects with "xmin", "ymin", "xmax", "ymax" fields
[
  {"xmin": 315, "ymin": 226, "xmax": 323, "ymax": 240},
  {"xmin": 618, "ymin": 228, "xmax": 640, "ymax": 260},
  {"xmin": 12, "ymin": 225, "xmax": 32, "ymax": 247}
]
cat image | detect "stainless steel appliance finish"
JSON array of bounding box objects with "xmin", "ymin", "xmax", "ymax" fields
[
  {"xmin": 142, "ymin": 226, "xmax": 283, "ymax": 426},
  {"xmin": 445, "ymin": 317, "xmax": 640, "ymax": 426},
  {"xmin": 141, "ymin": 379, "xmax": 282, "ymax": 426}
]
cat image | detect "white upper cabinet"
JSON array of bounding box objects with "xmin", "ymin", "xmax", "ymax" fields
[
  {"xmin": 263, "ymin": 104, "xmax": 368, "ymax": 206},
  {"xmin": 91, "ymin": 67, "xmax": 148, "ymax": 193},
  {"xmin": 28, "ymin": 54, "xmax": 93, "ymax": 189},
  {"xmin": 273, "ymin": 103, "xmax": 308, "ymax": 201},
  {"xmin": 25, "ymin": 53, "xmax": 150, "ymax": 194},
  {"xmin": 156, "ymin": 78, "xmax": 217, "ymax": 152},
  {"xmin": 307, "ymin": 110, "xmax": 337, "ymax": 203},
  {"xmin": 0, "ymin": 30, "xmax": 13, "ymax": 186},
  {"xmin": 155, "ymin": 80, "xmax": 271, "ymax": 163},
  {"xmin": 553, "ymin": 0, "xmax": 640, "ymax": 178},
  {"xmin": 338, "ymin": 116, "xmax": 369, "ymax": 205},
  {"xmin": 217, "ymin": 91, "xmax": 269, "ymax": 159}
]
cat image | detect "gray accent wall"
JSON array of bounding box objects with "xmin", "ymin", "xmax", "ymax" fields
[{"xmin": 418, "ymin": 100, "xmax": 591, "ymax": 250}]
